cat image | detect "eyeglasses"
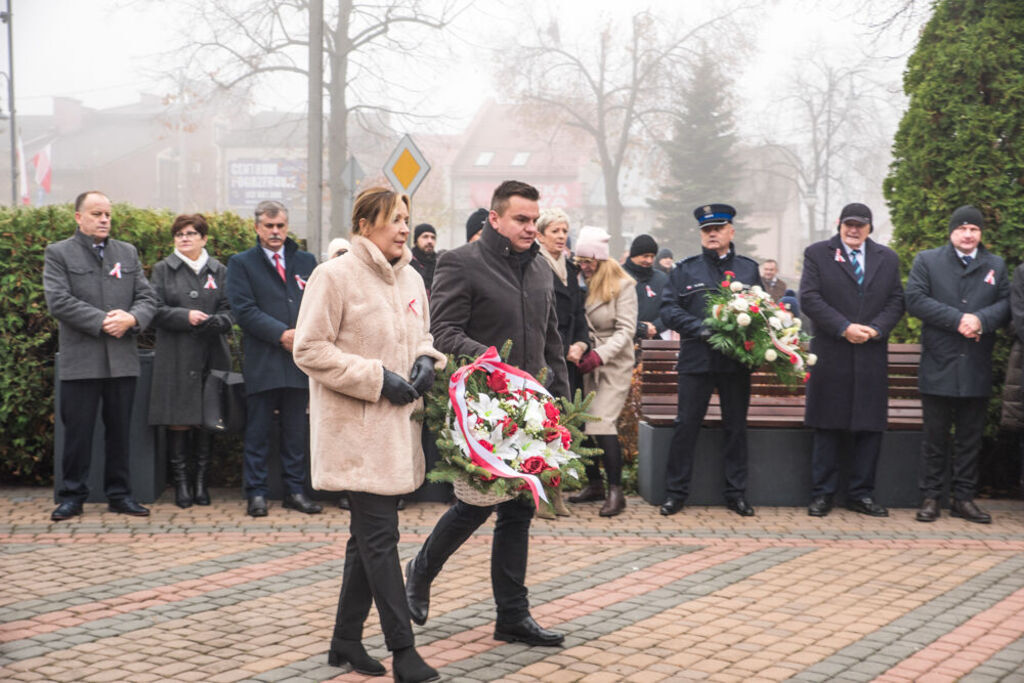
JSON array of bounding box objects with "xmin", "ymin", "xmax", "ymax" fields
[
  {"xmin": 174, "ymin": 231, "xmax": 202, "ymax": 239},
  {"xmin": 573, "ymin": 256, "xmax": 596, "ymax": 267}
]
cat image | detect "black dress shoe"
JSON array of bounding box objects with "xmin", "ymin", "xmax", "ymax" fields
[
  {"xmin": 397, "ymin": 498, "xmax": 407, "ymax": 511},
  {"xmin": 283, "ymin": 492, "xmax": 323, "ymax": 514},
  {"xmin": 951, "ymin": 498, "xmax": 991, "ymax": 524},
  {"xmin": 337, "ymin": 494, "xmax": 350, "ymax": 510},
  {"xmin": 248, "ymin": 495, "xmax": 268, "ymax": 517},
  {"xmin": 494, "ymin": 615, "xmax": 565, "ymax": 646},
  {"xmin": 808, "ymin": 496, "xmax": 832, "ymax": 517},
  {"xmin": 327, "ymin": 638, "xmax": 385, "ymax": 676},
  {"xmin": 915, "ymin": 498, "xmax": 940, "ymax": 523},
  {"xmin": 659, "ymin": 497, "xmax": 685, "ymax": 516},
  {"xmin": 51, "ymin": 501, "xmax": 83, "ymax": 521},
  {"xmin": 405, "ymin": 558, "xmax": 430, "ymax": 626},
  {"xmin": 108, "ymin": 498, "xmax": 150, "ymax": 516},
  {"xmin": 726, "ymin": 497, "xmax": 755, "ymax": 517},
  {"xmin": 847, "ymin": 497, "xmax": 888, "ymax": 517}
]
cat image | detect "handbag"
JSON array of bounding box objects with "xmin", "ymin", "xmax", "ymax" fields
[{"xmin": 201, "ymin": 369, "xmax": 247, "ymax": 434}]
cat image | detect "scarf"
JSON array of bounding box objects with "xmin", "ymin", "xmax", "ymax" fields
[
  {"xmin": 539, "ymin": 247, "xmax": 568, "ymax": 287},
  {"xmin": 175, "ymin": 248, "xmax": 209, "ymax": 275}
]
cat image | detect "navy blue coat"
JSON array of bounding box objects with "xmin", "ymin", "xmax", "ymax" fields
[
  {"xmin": 226, "ymin": 238, "xmax": 317, "ymax": 395},
  {"xmin": 660, "ymin": 245, "xmax": 761, "ymax": 374},
  {"xmin": 800, "ymin": 235, "xmax": 905, "ymax": 431},
  {"xmin": 623, "ymin": 259, "xmax": 669, "ymax": 340},
  {"xmin": 905, "ymin": 243, "xmax": 1009, "ymax": 397}
]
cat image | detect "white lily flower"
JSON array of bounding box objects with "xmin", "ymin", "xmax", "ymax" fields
[
  {"xmin": 468, "ymin": 393, "xmax": 508, "ymax": 426},
  {"xmin": 523, "ymin": 399, "xmax": 546, "ymax": 431}
]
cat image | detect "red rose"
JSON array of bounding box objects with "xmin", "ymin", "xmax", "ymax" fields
[
  {"xmin": 558, "ymin": 426, "xmax": 572, "ymax": 449},
  {"xmin": 543, "ymin": 429, "xmax": 560, "ymax": 443},
  {"xmin": 721, "ymin": 280, "xmax": 730, "ymax": 288},
  {"xmin": 803, "ymin": 371, "xmax": 810, "ymax": 383},
  {"xmin": 544, "ymin": 402, "xmax": 560, "ymax": 422},
  {"xmin": 789, "ymin": 354, "xmax": 799, "ymax": 365},
  {"xmin": 486, "ymin": 370, "xmax": 510, "ymax": 394},
  {"xmin": 750, "ymin": 305, "xmax": 760, "ymax": 314},
  {"xmin": 521, "ymin": 456, "xmax": 547, "ymax": 474},
  {"xmin": 724, "ymin": 270, "xmax": 735, "ymax": 278},
  {"xmin": 548, "ymin": 474, "xmax": 561, "ymax": 488},
  {"xmin": 743, "ymin": 340, "xmax": 754, "ymax": 351}
]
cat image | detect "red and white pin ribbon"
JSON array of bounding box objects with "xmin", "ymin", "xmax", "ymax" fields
[
  {"xmin": 984, "ymin": 269, "xmax": 996, "ymax": 285},
  {"xmin": 448, "ymin": 347, "xmax": 551, "ymax": 509},
  {"xmin": 108, "ymin": 262, "xmax": 122, "ymax": 279},
  {"xmin": 834, "ymin": 249, "xmax": 845, "ymax": 263},
  {"xmin": 294, "ymin": 274, "xmax": 307, "ymax": 290},
  {"xmin": 408, "ymin": 298, "xmax": 420, "ymax": 316},
  {"xmin": 645, "ymin": 285, "xmax": 656, "ymax": 298},
  {"xmin": 204, "ymin": 274, "xmax": 217, "ymax": 290}
]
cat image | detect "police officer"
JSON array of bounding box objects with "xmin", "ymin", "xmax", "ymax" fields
[{"xmin": 659, "ymin": 204, "xmax": 762, "ymax": 517}]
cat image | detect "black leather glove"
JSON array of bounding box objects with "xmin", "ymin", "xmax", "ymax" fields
[
  {"xmin": 408, "ymin": 355, "xmax": 436, "ymax": 396},
  {"xmin": 381, "ymin": 368, "xmax": 419, "ymax": 405}
]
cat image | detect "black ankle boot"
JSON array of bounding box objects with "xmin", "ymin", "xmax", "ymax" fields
[
  {"xmin": 392, "ymin": 646, "xmax": 438, "ymax": 683},
  {"xmin": 193, "ymin": 429, "xmax": 212, "ymax": 505},
  {"xmin": 327, "ymin": 638, "xmax": 385, "ymax": 676},
  {"xmin": 167, "ymin": 430, "xmax": 192, "ymax": 508}
]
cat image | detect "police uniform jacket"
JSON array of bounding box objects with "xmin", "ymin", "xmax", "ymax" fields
[
  {"xmin": 800, "ymin": 235, "xmax": 904, "ymax": 431},
  {"xmin": 429, "ymin": 224, "xmax": 569, "ymax": 398},
  {"xmin": 148, "ymin": 253, "xmax": 233, "ymax": 426},
  {"xmin": 43, "ymin": 229, "xmax": 158, "ymax": 380},
  {"xmin": 226, "ymin": 237, "xmax": 316, "ymax": 395},
  {"xmin": 660, "ymin": 245, "xmax": 761, "ymax": 374},
  {"xmin": 905, "ymin": 243, "xmax": 1009, "ymax": 397}
]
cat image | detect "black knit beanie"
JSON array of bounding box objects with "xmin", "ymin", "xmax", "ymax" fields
[
  {"xmin": 948, "ymin": 205, "xmax": 984, "ymax": 234},
  {"xmin": 465, "ymin": 208, "xmax": 489, "ymax": 242},
  {"xmin": 629, "ymin": 234, "xmax": 659, "ymax": 258},
  {"xmin": 414, "ymin": 223, "xmax": 436, "ymax": 241}
]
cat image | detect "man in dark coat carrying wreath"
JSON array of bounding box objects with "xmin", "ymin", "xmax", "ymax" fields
[
  {"xmin": 799, "ymin": 203, "xmax": 904, "ymax": 518},
  {"xmin": 404, "ymin": 180, "xmax": 569, "ymax": 648}
]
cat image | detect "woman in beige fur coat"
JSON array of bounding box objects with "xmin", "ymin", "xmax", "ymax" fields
[
  {"xmin": 293, "ymin": 187, "xmax": 444, "ymax": 683},
  {"xmin": 569, "ymin": 226, "xmax": 637, "ymax": 517}
]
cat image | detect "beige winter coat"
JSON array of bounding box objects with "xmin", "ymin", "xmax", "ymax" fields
[
  {"xmin": 292, "ymin": 236, "xmax": 446, "ymax": 495},
  {"xmin": 583, "ymin": 279, "xmax": 638, "ymax": 435}
]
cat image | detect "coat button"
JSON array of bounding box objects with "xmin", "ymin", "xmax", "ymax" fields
[{"xmin": 961, "ymin": 299, "xmax": 967, "ymax": 304}]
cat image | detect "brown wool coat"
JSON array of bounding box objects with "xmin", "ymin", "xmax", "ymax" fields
[
  {"xmin": 583, "ymin": 279, "xmax": 638, "ymax": 435},
  {"xmin": 292, "ymin": 236, "xmax": 445, "ymax": 495}
]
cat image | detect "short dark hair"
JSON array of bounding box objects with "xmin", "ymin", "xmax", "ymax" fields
[
  {"xmin": 171, "ymin": 213, "xmax": 210, "ymax": 238},
  {"xmin": 255, "ymin": 200, "xmax": 288, "ymax": 222},
  {"xmin": 761, "ymin": 259, "xmax": 777, "ymax": 267},
  {"xmin": 74, "ymin": 190, "xmax": 108, "ymax": 211},
  {"xmin": 490, "ymin": 180, "xmax": 539, "ymax": 216}
]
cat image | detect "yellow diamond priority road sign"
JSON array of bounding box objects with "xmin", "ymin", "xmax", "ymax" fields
[{"xmin": 383, "ymin": 134, "xmax": 430, "ymax": 196}]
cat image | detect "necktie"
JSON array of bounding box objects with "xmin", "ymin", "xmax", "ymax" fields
[
  {"xmin": 273, "ymin": 253, "xmax": 286, "ymax": 282},
  {"xmin": 962, "ymin": 255, "xmax": 973, "ymax": 267},
  {"xmin": 94, "ymin": 244, "xmax": 104, "ymax": 262},
  {"xmin": 850, "ymin": 249, "xmax": 864, "ymax": 286}
]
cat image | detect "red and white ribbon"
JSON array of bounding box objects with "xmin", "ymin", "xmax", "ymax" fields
[
  {"xmin": 834, "ymin": 249, "xmax": 845, "ymax": 263},
  {"xmin": 984, "ymin": 269, "xmax": 995, "ymax": 285},
  {"xmin": 204, "ymin": 274, "xmax": 217, "ymax": 290},
  {"xmin": 294, "ymin": 274, "xmax": 307, "ymax": 290},
  {"xmin": 109, "ymin": 262, "xmax": 122, "ymax": 279},
  {"xmin": 448, "ymin": 346, "xmax": 550, "ymax": 509},
  {"xmin": 408, "ymin": 298, "xmax": 420, "ymax": 316}
]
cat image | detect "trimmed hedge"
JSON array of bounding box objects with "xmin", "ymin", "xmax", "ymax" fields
[{"xmin": 0, "ymin": 204, "xmax": 258, "ymax": 485}]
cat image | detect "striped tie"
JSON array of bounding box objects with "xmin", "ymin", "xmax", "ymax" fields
[{"xmin": 850, "ymin": 249, "xmax": 863, "ymax": 286}]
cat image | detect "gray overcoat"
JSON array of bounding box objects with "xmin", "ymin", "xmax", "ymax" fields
[
  {"xmin": 905, "ymin": 243, "xmax": 1010, "ymax": 397},
  {"xmin": 43, "ymin": 229, "xmax": 157, "ymax": 380},
  {"xmin": 147, "ymin": 253, "xmax": 233, "ymax": 426}
]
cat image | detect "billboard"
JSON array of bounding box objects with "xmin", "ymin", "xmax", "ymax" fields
[{"xmin": 228, "ymin": 159, "xmax": 306, "ymax": 206}]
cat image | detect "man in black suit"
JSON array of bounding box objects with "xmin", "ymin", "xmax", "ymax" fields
[
  {"xmin": 226, "ymin": 200, "xmax": 322, "ymax": 517},
  {"xmin": 905, "ymin": 205, "xmax": 1009, "ymax": 524},
  {"xmin": 799, "ymin": 203, "xmax": 905, "ymax": 517}
]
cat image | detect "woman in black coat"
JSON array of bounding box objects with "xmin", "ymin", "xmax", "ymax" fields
[
  {"xmin": 148, "ymin": 214, "xmax": 233, "ymax": 507},
  {"xmin": 535, "ymin": 208, "xmax": 589, "ymax": 517}
]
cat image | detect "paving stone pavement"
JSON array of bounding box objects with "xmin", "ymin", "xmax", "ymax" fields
[{"xmin": 2, "ymin": 486, "xmax": 1024, "ymax": 682}]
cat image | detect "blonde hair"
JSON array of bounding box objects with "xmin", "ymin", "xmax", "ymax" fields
[
  {"xmin": 586, "ymin": 258, "xmax": 634, "ymax": 305},
  {"xmin": 351, "ymin": 187, "xmax": 410, "ymax": 237}
]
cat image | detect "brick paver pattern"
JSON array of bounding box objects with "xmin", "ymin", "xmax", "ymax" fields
[{"xmin": 1, "ymin": 487, "xmax": 1023, "ymax": 682}]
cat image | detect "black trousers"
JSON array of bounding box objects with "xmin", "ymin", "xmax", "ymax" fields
[
  {"xmin": 666, "ymin": 372, "xmax": 750, "ymax": 501},
  {"xmin": 810, "ymin": 429, "xmax": 882, "ymax": 500},
  {"xmin": 919, "ymin": 394, "xmax": 987, "ymax": 501},
  {"xmin": 242, "ymin": 388, "xmax": 309, "ymax": 497},
  {"xmin": 333, "ymin": 492, "xmax": 414, "ymax": 650},
  {"xmin": 413, "ymin": 498, "xmax": 533, "ymax": 624},
  {"xmin": 57, "ymin": 377, "xmax": 136, "ymax": 504}
]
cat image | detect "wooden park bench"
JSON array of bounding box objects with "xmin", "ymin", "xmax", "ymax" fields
[{"xmin": 635, "ymin": 340, "xmax": 925, "ymax": 508}]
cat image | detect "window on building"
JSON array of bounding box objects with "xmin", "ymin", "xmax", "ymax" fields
[
  {"xmin": 511, "ymin": 152, "xmax": 530, "ymax": 166},
  {"xmin": 474, "ymin": 151, "xmax": 494, "ymax": 166}
]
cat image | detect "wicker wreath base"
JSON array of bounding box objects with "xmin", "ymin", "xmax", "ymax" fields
[{"xmin": 452, "ymin": 475, "xmax": 515, "ymax": 507}]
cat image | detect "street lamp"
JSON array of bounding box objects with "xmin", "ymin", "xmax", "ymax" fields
[{"xmin": 1, "ymin": 1, "xmax": 16, "ymax": 207}]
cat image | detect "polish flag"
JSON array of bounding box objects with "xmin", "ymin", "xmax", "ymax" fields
[{"xmin": 33, "ymin": 144, "xmax": 51, "ymax": 193}]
